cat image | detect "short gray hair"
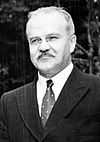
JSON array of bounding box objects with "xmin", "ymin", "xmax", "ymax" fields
[{"xmin": 26, "ymin": 6, "xmax": 75, "ymax": 36}]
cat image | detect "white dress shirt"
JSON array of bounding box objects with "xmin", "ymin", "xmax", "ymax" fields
[{"xmin": 37, "ymin": 62, "xmax": 73, "ymax": 116}]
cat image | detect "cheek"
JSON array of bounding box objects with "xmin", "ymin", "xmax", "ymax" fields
[
  {"xmin": 29, "ymin": 46, "xmax": 38, "ymax": 57},
  {"xmin": 29, "ymin": 49, "xmax": 37, "ymax": 63},
  {"xmin": 56, "ymin": 44, "xmax": 67, "ymax": 57},
  {"xmin": 57, "ymin": 47, "xmax": 70, "ymax": 63},
  {"xmin": 29, "ymin": 47, "xmax": 35, "ymax": 54},
  {"xmin": 30, "ymin": 53, "xmax": 37, "ymax": 67}
]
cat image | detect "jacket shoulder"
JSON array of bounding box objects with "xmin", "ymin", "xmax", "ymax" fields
[
  {"xmin": 74, "ymin": 66, "xmax": 100, "ymax": 87},
  {"xmin": 1, "ymin": 82, "xmax": 34, "ymax": 99},
  {"xmin": 77, "ymin": 69, "xmax": 100, "ymax": 90}
]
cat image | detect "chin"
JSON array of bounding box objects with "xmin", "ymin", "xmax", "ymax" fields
[
  {"xmin": 39, "ymin": 67, "xmax": 52, "ymax": 73},
  {"xmin": 38, "ymin": 66, "xmax": 53, "ymax": 73},
  {"xmin": 38, "ymin": 62, "xmax": 54, "ymax": 69}
]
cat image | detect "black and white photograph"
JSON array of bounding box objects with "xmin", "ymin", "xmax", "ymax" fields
[{"xmin": 0, "ymin": 0, "xmax": 100, "ymax": 142}]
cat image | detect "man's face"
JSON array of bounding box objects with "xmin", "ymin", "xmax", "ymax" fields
[{"xmin": 27, "ymin": 12, "xmax": 76, "ymax": 77}]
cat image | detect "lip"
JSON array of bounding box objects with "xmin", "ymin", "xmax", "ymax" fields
[
  {"xmin": 38, "ymin": 54, "xmax": 55, "ymax": 60},
  {"xmin": 39, "ymin": 55, "xmax": 52, "ymax": 61}
]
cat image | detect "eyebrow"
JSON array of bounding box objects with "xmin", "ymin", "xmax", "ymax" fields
[
  {"xmin": 29, "ymin": 36, "xmax": 40, "ymax": 41},
  {"xmin": 46, "ymin": 33, "xmax": 61, "ymax": 37},
  {"xmin": 29, "ymin": 33, "xmax": 61, "ymax": 39}
]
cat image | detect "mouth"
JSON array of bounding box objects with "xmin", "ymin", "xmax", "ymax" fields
[{"xmin": 38, "ymin": 53, "xmax": 55, "ymax": 60}]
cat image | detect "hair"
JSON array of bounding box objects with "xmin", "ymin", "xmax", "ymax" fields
[{"xmin": 26, "ymin": 6, "xmax": 75, "ymax": 37}]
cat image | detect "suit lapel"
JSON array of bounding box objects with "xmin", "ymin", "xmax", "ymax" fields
[
  {"xmin": 16, "ymin": 79, "xmax": 43, "ymax": 141},
  {"xmin": 43, "ymin": 67, "xmax": 90, "ymax": 138}
]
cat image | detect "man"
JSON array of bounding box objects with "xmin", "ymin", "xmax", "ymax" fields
[{"xmin": 0, "ymin": 6, "xmax": 100, "ymax": 142}]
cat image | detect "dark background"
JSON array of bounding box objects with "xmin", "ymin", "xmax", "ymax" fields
[{"xmin": 0, "ymin": 0, "xmax": 100, "ymax": 96}]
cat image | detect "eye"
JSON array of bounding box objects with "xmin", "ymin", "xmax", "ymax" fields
[
  {"xmin": 46, "ymin": 36, "xmax": 59, "ymax": 42},
  {"xmin": 30, "ymin": 38, "xmax": 41, "ymax": 45}
]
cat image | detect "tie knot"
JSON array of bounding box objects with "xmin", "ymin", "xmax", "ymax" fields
[{"xmin": 46, "ymin": 79, "xmax": 53, "ymax": 88}]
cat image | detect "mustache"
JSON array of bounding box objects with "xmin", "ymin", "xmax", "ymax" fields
[{"xmin": 38, "ymin": 52, "xmax": 55, "ymax": 59}]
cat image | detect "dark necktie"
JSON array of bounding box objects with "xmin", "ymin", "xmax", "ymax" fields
[{"xmin": 41, "ymin": 79, "xmax": 55, "ymax": 127}]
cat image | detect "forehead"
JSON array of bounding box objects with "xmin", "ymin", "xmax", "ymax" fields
[{"xmin": 27, "ymin": 12, "xmax": 67, "ymax": 36}]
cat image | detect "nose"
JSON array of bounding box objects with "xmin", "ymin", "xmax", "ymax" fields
[{"xmin": 38, "ymin": 39, "xmax": 50, "ymax": 52}]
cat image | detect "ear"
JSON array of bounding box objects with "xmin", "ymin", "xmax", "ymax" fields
[{"xmin": 70, "ymin": 34, "xmax": 76, "ymax": 53}]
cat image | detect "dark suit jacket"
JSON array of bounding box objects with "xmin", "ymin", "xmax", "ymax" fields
[{"xmin": 0, "ymin": 66, "xmax": 100, "ymax": 142}]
